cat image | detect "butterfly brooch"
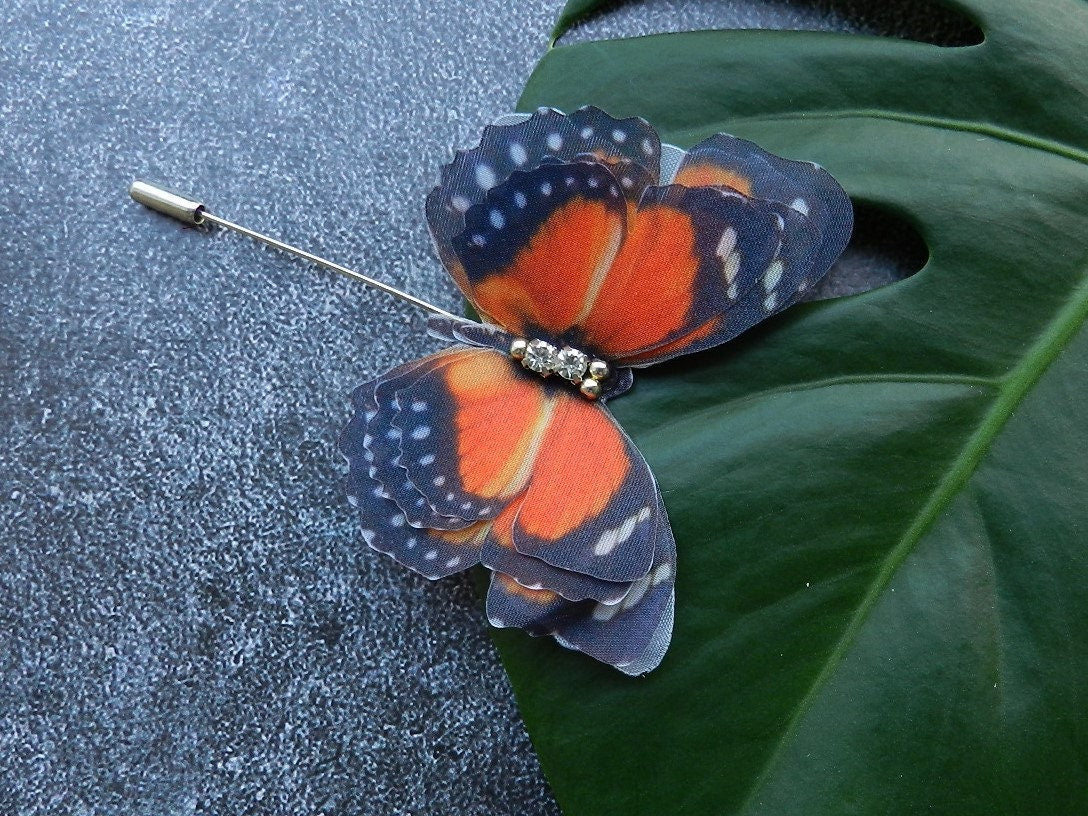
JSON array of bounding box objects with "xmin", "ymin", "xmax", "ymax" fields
[{"xmin": 338, "ymin": 106, "xmax": 852, "ymax": 675}]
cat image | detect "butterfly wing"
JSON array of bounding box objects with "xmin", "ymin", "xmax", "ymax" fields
[
  {"xmin": 342, "ymin": 344, "xmax": 675, "ymax": 669},
  {"xmin": 485, "ymin": 491, "xmax": 676, "ymax": 675},
  {"xmin": 426, "ymin": 106, "xmax": 660, "ymax": 331},
  {"xmin": 430, "ymin": 115, "xmax": 850, "ymax": 370},
  {"xmin": 673, "ymin": 133, "xmax": 853, "ymax": 281}
]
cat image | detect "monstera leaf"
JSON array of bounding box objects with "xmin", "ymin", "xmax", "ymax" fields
[{"xmin": 488, "ymin": 1, "xmax": 1088, "ymax": 814}]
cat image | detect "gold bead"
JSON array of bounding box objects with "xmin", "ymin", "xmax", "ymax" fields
[
  {"xmin": 509, "ymin": 338, "xmax": 528, "ymax": 360},
  {"xmin": 579, "ymin": 377, "xmax": 602, "ymax": 400},
  {"xmin": 588, "ymin": 359, "xmax": 610, "ymax": 380}
]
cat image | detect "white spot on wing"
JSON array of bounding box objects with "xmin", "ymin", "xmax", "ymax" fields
[
  {"xmin": 611, "ymin": 128, "xmax": 626, "ymax": 143},
  {"xmin": 514, "ymin": 191, "xmax": 527, "ymax": 209},
  {"xmin": 475, "ymin": 164, "xmax": 496, "ymax": 190},
  {"xmin": 411, "ymin": 400, "xmax": 427, "ymax": 412},
  {"xmin": 446, "ymin": 556, "xmax": 462, "ymax": 569},
  {"xmin": 419, "ymin": 453, "xmax": 435, "ymax": 467},
  {"xmin": 547, "ymin": 133, "xmax": 563, "ymax": 151},
  {"xmin": 489, "ymin": 209, "xmax": 505, "ymax": 230},
  {"xmin": 411, "ymin": 425, "xmax": 431, "ymax": 440},
  {"xmin": 433, "ymin": 475, "xmax": 446, "ymax": 487},
  {"xmin": 509, "ymin": 142, "xmax": 527, "ymax": 165},
  {"xmin": 450, "ymin": 195, "xmax": 470, "ymax": 213},
  {"xmin": 763, "ymin": 292, "xmax": 778, "ymax": 312},
  {"xmin": 424, "ymin": 549, "xmax": 438, "ymax": 561},
  {"xmin": 791, "ymin": 197, "xmax": 810, "ymax": 216}
]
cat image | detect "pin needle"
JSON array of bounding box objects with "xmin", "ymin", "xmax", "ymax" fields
[{"xmin": 128, "ymin": 180, "xmax": 459, "ymax": 320}]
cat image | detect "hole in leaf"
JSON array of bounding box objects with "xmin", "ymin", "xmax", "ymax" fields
[
  {"xmin": 559, "ymin": 0, "xmax": 983, "ymax": 48},
  {"xmin": 805, "ymin": 201, "xmax": 929, "ymax": 301}
]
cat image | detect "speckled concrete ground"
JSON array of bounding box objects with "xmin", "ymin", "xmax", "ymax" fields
[{"xmin": 0, "ymin": 1, "xmax": 968, "ymax": 813}]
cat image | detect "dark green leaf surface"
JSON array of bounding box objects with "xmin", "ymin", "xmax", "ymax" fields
[{"xmin": 494, "ymin": 1, "xmax": 1088, "ymax": 813}]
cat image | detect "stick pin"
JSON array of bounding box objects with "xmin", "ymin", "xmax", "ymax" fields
[{"xmin": 128, "ymin": 181, "xmax": 458, "ymax": 319}]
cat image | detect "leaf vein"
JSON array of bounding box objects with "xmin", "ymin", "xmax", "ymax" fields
[{"xmin": 736, "ymin": 275, "xmax": 1088, "ymax": 814}]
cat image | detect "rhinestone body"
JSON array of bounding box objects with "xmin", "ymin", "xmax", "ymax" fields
[
  {"xmin": 554, "ymin": 346, "xmax": 589, "ymax": 382},
  {"xmin": 522, "ymin": 339, "xmax": 558, "ymax": 375}
]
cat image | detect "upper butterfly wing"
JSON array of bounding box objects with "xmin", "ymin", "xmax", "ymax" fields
[
  {"xmin": 427, "ymin": 106, "xmax": 660, "ymax": 307},
  {"xmin": 673, "ymin": 133, "xmax": 853, "ymax": 281},
  {"xmin": 578, "ymin": 182, "xmax": 818, "ymax": 366}
]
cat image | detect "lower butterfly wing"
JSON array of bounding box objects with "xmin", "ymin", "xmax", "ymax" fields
[
  {"xmin": 481, "ymin": 501, "xmax": 634, "ymax": 605},
  {"xmin": 391, "ymin": 348, "xmax": 657, "ymax": 582},
  {"xmin": 340, "ymin": 349, "xmax": 494, "ymax": 578},
  {"xmin": 486, "ymin": 492, "xmax": 676, "ymax": 675},
  {"xmin": 673, "ymin": 134, "xmax": 853, "ymax": 284}
]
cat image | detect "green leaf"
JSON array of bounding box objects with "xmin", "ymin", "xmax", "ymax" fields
[{"xmin": 493, "ymin": 1, "xmax": 1088, "ymax": 814}]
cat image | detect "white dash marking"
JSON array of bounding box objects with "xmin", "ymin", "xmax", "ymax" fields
[
  {"xmin": 763, "ymin": 260, "xmax": 784, "ymax": 292},
  {"xmin": 715, "ymin": 227, "xmax": 738, "ymax": 266},
  {"xmin": 594, "ymin": 529, "xmax": 620, "ymax": 557},
  {"xmin": 723, "ymin": 252, "xmax": 741, "ymax": 285},
  {"xmin": 622, "ymin": 579, "xmax": 649, "ymax": 610},
  {"xmin": 592, "ymin": 602, "xmax": 621, "ymax": 622},
  {"xmin": 763, "ymin": 292, "xmax": 778, "ymax": 312}
]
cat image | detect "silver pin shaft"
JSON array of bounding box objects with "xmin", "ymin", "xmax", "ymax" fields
[{"xmin": 128, "ymin": 180, "xmax": 457, "ymax": 319}]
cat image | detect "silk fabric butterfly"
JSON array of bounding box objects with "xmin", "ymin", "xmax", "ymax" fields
[{"xmin": 339, "ymin": 107, "xmax": 852, "ymax": 675}]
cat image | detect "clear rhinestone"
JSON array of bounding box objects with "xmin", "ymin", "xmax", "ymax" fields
[
  {"xmin": 554, "ymin": 347, "xmax": 589, "ymax": 382},
  {"xmin": 522, "ymin": 339, "xmax": 558, "ymax": 375}
]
